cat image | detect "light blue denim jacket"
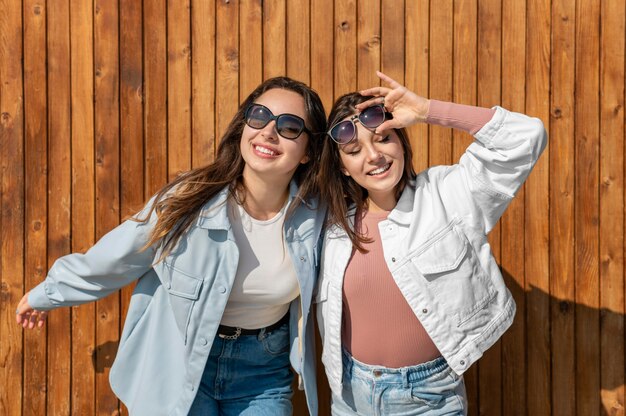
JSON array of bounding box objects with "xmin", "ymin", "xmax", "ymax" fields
[{"xmin": 28, "ymin": 181, "xmax": 325, "ymax": 415}]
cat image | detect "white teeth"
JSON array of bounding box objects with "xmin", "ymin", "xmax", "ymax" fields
[
  {"xmin": 255, "ymin": 145, "xmax": 276, "ymax": 156},
  {"xmin": 368, "ymin": 164, "xmax": 390, "ymax": 175}
]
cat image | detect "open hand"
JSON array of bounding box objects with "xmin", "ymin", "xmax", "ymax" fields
[
  {"xmin": 16, "ymin": 292, "xmax": 48, "ymax": 329},
  {"xmin": 357, "ymin": 71, "xmax": 430, "ymax": 133}
]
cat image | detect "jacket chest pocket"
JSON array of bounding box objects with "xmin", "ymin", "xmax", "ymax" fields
[
  {"xmin": 412, "ymin": 225, "xmax": 495, "ymax": 327},
  {"xmin": 163, "ymin": 262, "xmax": 203, "ymax": 343}
]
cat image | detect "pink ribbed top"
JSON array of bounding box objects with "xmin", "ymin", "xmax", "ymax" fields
[{"xmin": 341, "ymin": 101, "xmax": 495, "ymax": 368}]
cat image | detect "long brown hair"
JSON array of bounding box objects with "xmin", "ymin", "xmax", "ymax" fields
[
  {"xmin": 318, "ymin": 92, "xmax": 416, "ymax": 252},
  {"xmin": 137, "ymin": 77, "xmax": 326, "ymax": 259}
]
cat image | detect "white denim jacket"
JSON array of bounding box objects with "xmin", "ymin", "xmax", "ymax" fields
[
  {"xmin": 28, "ymin": 181, "xmax": 325, "ymax": 416},
  {"xmin": 315, "ymin": 107, "xmax": 547, "ymax": 394}
]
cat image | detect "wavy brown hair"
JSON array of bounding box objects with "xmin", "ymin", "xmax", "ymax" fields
[
  {"xmin": 318, "ymin": 92, "xmax": 416, "ymax": 252},
  {"xmin": 137, "ymin": 77, "xmax": 326, "ymax": 260}
]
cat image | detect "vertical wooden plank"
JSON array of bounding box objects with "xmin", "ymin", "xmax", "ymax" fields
[
  {"xmin": 23, "ymin": 0, "xmax": 48, "ymax": 413},
  {"xmin": 168, "ymin": 0, "xmax": 192, "ymax": 179},
  {"xmin": 334, "ymin": 0, "xmax": 356, "ymax": 98},
  {"xmin": 286, "ymin": 0, "xmax": 310, "ymax": 83},
  {"xmin": 0, "ymin": 0, "xmax": 24, "ymax": 413},
  {"xmin": 550, "ymin": 1, "xmax": 576, "ymax": 415},
  {"xmin": 525, "ymin": 0, "xmax": 551, "ymax": 414},
  {"xmin": 580, "ymin": 0, "xmax": 607, "ymax": 412},
  {"xmin": 191, "ymin": 0, "xmax": 216, "ymax": 167},
  {"xmin": 500, "ymin": 0, "xmax": 526, "ymax": 414},
  {"xmin": 381, "ymin": 0, "xmax": 404, "ymax": 84},
  {"xmin": 120, "ymin": 0, "xmax": 144, "ymax": 219},
  {"xmin": 216, "ymin": 0, "xmax": 238, "ymax": 141},
  {"xmin": 405, "ymin": 0, "xmax": 429, "ymax": 173},
  {"xmin": 144, "ymin": 0, "xmax": 167, "ymax": 196},
  {"xmin": 428, "ymin": 0, "xmax": 452, "ymax": 167},
  {"xmin": 477, "ymin": 0, "xmax": 502, "ymax": 414},
  {"xmin": 94, "ymin": 0, "xmax": 121, "ymax": 413},
  {"xmin": 70, "ymin": 0, "xmax": 96, "ymax": 413},
  {"xmin": 240, "ymin": 0, "xmax": 262, "ymax": 101},
  {"xmin": 575, "ymin": 1, "xmax": 600, "ymax": 415},
  {"xmin": 263, "ymin": 0, "xmax": 286, "ymax": 79},
  {"xmin": 310, "ymin": 0, "xmax": 333, "ymax": 111},
  {"xmin": 356, "ymin": 0, "xmax": 380, "ymax": 90},
  {"xmin": 47, "ymin": 0, "xmax": 72, "ymax": 414},
  {"xmin": 600, "ymin": 0, "xmax": 625, "ymax": 414}
]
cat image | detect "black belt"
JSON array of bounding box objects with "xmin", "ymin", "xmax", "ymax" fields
[{"xmin": 217, "ymin": 312, "xmax": 290, "ymax": 340}]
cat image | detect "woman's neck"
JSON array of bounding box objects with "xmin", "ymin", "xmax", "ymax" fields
[
  {"xmin": 366, "ymin": 191, "xmax": 397, "ymax": 213},
  {"xmin": 240, "ymin": 172, "xmax": 291, "ymax": 220}
]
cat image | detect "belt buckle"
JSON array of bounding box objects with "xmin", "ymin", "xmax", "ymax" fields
[{"xmin": 219, "ymin": 327, "xmax": 242, "ymax": 340}]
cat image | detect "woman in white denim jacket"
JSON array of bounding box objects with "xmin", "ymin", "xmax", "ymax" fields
[
  {"xmin": 316, "ymin": 72, "xmax": 547, "ymax": 415},
  {"xmin": 16, "ymin": 77, "xmax": 327, "ymax": 415}
]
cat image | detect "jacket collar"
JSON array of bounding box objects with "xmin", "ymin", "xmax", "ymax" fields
[
  {"xmin": 387, "ymin": 180, "xmax": 416, "ymax": 226},
  {"xmin": 195, "ymin": 180, "xmax": 305, "ymax": 229}
]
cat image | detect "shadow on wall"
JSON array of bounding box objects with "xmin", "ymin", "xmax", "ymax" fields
[{"xmin": 500, "ymin": 268, "xmax": 625, "ymax": 416}]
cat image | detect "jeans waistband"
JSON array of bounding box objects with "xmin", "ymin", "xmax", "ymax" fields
[
  {"xmin": 342, "ymin": 348, "xmax": 449, "ymax": 385},
  {"xmin": 217, "ymin": 311, "xmax": 289, "ymax": 339}
]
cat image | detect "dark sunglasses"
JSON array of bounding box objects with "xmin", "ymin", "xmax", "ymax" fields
[
  {"xmin": 327, "ymin": 104, "xmax": 391, "ymax": 144},
  {"xmin": 244, "ymin": 103, "xmax": 311, "ymax": 140}
]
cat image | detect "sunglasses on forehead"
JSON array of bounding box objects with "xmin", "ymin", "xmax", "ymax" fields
[
  {"xmin": 244, "ymin": 103, "xmax": 311, "ymax": 139},
  {"xmin": 327, "ymin": 104, "xmax": 391, "ymax": 145}
]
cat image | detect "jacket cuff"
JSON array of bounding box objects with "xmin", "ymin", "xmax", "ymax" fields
[{"xmin": 28, "ymin": 282, "xmax": 57, "ymax": 311}]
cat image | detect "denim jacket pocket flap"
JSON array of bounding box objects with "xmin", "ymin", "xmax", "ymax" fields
[
  {"xmin": 168, "ymin": 272, "xmax": 202, "ymax": 300},
  {"xmin": 414, "ymin": 228, "xmax": 467, "ymax": 275}
]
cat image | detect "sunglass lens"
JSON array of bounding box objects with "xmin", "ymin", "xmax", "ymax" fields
[
  {"xmin": 246, "ymin": 105, "xmax": 271, "ymax": 129},
  {"xmin": 330, "ymin": 121, "xmax": 355, "ymax": 144},
  {"xmin": 276, "ymin": 115, "xmax": 304, "ymax": 139},
  {"xmin": 360, "ymin": 105, "xmax": 385, "ymax": 129}
]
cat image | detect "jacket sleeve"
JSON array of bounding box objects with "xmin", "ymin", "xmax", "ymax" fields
[
  {"xmin": 28, "ymin": 199, "xmax": 159, "ymax": 311},
  {"xmin": 439, "ymin": 106, "xmax": 547, "ymax": 234}
]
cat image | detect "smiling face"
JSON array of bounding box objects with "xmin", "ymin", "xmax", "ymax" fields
[
  {"xmin": 240, "ymin": 88, "xmax": 311, "ymax": 184},
  {"xmin": 338, "ymin": 120, "xmax": 406, "ymax": 211}
]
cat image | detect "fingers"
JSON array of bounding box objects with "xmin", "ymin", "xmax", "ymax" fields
[
  {"xmin": 375, "ymin": 120, "xmax": 399, "ymax": 134},
  {"xmin": 376, "ymin": 71, "xmax": 402, "ymax": 88},
  {"xmin": 355, "ymin": 95, "xmax": 386, "ymax": 110},
  {"xmin": 358, "ymin": 86, "xmax": 390, "ymax": 100},
  {"xmin": 15, "ymin": 293, "xmax": 48, "ymax": 329}
]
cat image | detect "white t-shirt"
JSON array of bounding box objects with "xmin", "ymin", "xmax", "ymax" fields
[{"xmin": 220, "ymin": 198, "xmax": 299, "ymax": 329}]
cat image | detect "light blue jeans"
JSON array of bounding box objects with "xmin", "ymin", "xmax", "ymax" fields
[
  {"xmin": 188, "ymin": 322, "xmax": 293, "ymax": 415},
  {"xmin": 331, "ymin": 349, "xmax": 467, "ymax": 416}
]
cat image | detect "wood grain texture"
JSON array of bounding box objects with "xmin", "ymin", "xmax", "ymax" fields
[{"xmin": 3, "ymin": 2, "xmax": 626, "ymax": 415}]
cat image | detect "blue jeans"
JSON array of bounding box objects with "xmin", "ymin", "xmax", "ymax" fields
[
  {"xmin": 188, "ymin": 323, "xmax": 294, "ymax": 415},
  {"xmin": 331, "ymin": 349, "xmax": 467, "ymax": 416}
]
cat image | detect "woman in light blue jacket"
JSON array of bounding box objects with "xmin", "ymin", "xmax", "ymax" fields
[
  {"xmin": 316, "ymin": 72, "xmax": 547, "ymax": 415},
  {"xmin": 16, "ymin": 77, "xmax": 327, "ymax": 416}
]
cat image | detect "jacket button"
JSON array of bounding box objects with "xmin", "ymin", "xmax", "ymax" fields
[
  {"xmin": 199, "ymin": 337, "xmax": 208, "ymax": 346},
  {"xmin": 219, "ymin": 286, "xmax": 226, "ymax": 294},
  {"xmin": 460, "ymin": 360, "xmax": 465, "ymax": 366},
  {"xmin": 422, "ymin": 308, "xmax": 428, "ymax": 314},
  {"xmin": 300, "ymin": 256, "xmax": 306, "ymax": 262},
  {"xmin": 391, "ymin": 257, "xmax": 396, "ymax": 262}
]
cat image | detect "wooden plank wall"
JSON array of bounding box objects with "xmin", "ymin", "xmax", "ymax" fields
[{"xmin": 1, "ymin": 0, "xmax": 625, "ymax": 415}]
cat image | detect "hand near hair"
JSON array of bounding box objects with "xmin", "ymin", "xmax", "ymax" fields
[
  {"xmin": 16, "ymin": 292, "xmax": 48, "ymax": 329},
  {"xmin": 357, "ymin": 71, "xmax": 430, "ymax": 133}
]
